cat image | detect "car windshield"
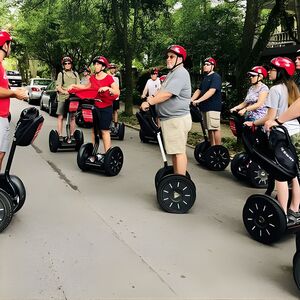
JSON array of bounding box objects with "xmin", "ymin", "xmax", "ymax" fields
[{"xmin": 33, "ymin": 79, "xmax": 52, "ymax": 86}]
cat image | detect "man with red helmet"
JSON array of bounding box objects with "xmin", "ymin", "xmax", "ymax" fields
[
  {"xmin": 248, "ymin": 57, "xmax": 300, "ymax": 224},
  {"xmin": 141, "ymin": 67, "xmax": 161, "ymax": 99},
  {"xmin": 230, "ymin": 66, "xmax": 269, "ymax": 121},
  {"xmin": 107, "ymin": 63, "xmax": 121, "ymax": 132},
  {"xmin": 69, "ymin": 55, "xmax": 120, "ymax": 162},
  {"xmin": 140, "ymin": 45, "xmax": 192, "ymax": 176},
  {"xmin": 56, "ymin": 56, "xmax": 80, "ymax": 141},
  {"xmin": 191, "ymin": 57, "xmax": 223, "ymax": 146},
  {"xmin": 0, "ymin": 30, "xmax": 28, "ymax": 170}
]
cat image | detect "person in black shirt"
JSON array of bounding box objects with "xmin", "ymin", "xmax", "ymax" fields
[{"xmin": 191, "ymin": 57, "xmax": 222, "ymax": 145}]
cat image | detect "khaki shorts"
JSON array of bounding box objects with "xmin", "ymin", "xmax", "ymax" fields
[
  {"xmin": 160, "ymin": 114, "xmax": 192, "ymax": 154},
  {"xmin": 0, "ymin": 117, "xmax": 10, "ymax": 152},
  {"xmin": 202, "ymin": 111, "xmax": 221, "ymax": 130},
  {"xmin": 56, "ymin": 101, "xmax": 66, "ymax": 116}
]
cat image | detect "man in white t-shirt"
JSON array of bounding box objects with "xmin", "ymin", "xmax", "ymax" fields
[{"xmin": 141, "ymin": 68, "xmax": 161, "ymax": 98}]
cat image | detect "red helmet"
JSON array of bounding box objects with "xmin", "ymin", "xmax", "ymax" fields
[
  {"xmin": 93, "ymin": 56, "xmax": 109, "ymax": 68},
  {"xmin": 61, "ymin": 56, "xmax": 73, "ymax": 65},
  {"xmin": 0, "ymin": 30, "xmax": 12, "ymax": 47},
  {"xmin": 167, "ymin": 45, "xmax": 187, "ymax": 61},
  {"xmin": 160, "ymin": 75, "xmax": 167, "ymax": 82},
  {"xmin": 204, "ymin": 57, "xmax": 217, "ymax": 67},
  {"xmin": 150, "ymin": 67, "xmax": 159, "ymax": 75},
  {"xmin": 247, "ymin": 66, "xmax": 268, "ymax": 78},
  {"xmin": 108, "ymin": 63, "xmax": 117, "ymax": 69},
  {"xmin": 270, "ymin": 57, "xmax": 295, "ymax": 76}
]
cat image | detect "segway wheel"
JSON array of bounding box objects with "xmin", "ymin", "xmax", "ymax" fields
[
  {"xmin": 0, "ymin": 189, "xmax": 13, "ymax": 233},
  {"xmin": 49, "ymin": 130, "xmax": 59, "ymax": 152},
  {"xmin": 243, "ymin": 194, "xmax": 287, "ymax": 244},
  {"xmin": 73, "ymin": 129, "xmax": 84, "ymax": 151},
  {"xmin": 203, "ymin": 145, "xmax": 230, "ymax": 171},
  {"xmin": 194, "ymin": 141, "xmax": 210, "ymax": 164},
  {"xmin": 296, "ymin": 233, "xmax": 300, "ymax": 251},
  {"xmin": 293, "ymin": 251, "xmax": 300, "ymax": 290},
  {"xmin": 230, "ymin": 152, "xmax": 248, "ymax": 180},
  {"xmin": 104, "ymin": 146, "xmax": 124, "ymax": 176},
  {"xmin": 10, "ymin": 175, "xmax": 26, "ymax": 213},
  {"xmin": 77, "ymin": 143, "xmax": 93, "ymax": 171},
  {"xmin": 157, "ymin": 174, "xmax": 196, "ymax": 213},
  {"xmin": 118, "ymin": 123, "xmax": 125, "ymax": 140},
  {"xmin": 247, "ymin": 161, "xmax": 268, "ymax": 189},
  {"xmin": 155, "ymin": 166, "xmax": 191, "ymax": 189}
]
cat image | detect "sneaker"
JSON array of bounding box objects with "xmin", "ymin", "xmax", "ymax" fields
[
  {"xmin": 59, "ymin": 135, "xmax": 64, "ymax": 142},
  {"xmin": 287, "ymin": 209, "xmax": 300, "ymax": 225},
  {"xmin": 96, "ymin": 154, "xmax": 105, "ymax": 163},
  {"xmin": 88, "ymin": 155, "xmax": 96, "ymax": 163}
]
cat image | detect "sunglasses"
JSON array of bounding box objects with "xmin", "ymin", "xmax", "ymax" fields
[
  {"xmin": 64, "ymin": 62, "xmax": 71, "ymax": 65},
  {"xmin": 204, "ymin": 63, "xmax": 212, "ymax": 66},
  {"xmin": 166, "ymin": 55, "xmax": 176, "ymax": 59}
]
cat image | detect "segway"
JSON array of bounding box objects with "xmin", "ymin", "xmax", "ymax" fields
[
  {"xmin": 77, "ymin": 100, "xmax": 124, "ymax": 176},
  {"xmin": 136, "ymin": 106, "xmax": 159, "ymax": 143},
  {"xmin": 190, "ymin": 104, "xmax": 230, "ymax": 171},
  {"xmin": 49, "ymin": 95, "xmax": 84, "ymax": 152},
  {"xmin": 293, "ymin": 232, "xmax": 300, "ymax": 289},
  {"xmin": 0, "ymin": 107, "xmax": 44, "ymax": 232},
  {"xmin": 138, "ymin": 106, "xmax": 196, "ymax": 213},
  {"xmin": 229, "ymin": 112, "xmax": 268, "ymax": 188},
  {"xmin": 241, "ymin": 125, "xmax": 300, "ymax": 244},
  {"xmin": 109, "ymin": 121, "xmax": 125, "ymax": 140}
]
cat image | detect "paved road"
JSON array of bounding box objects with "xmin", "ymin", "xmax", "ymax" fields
[{"xmin": 1, "ymin": 99, "xmax": 299, "ymax": 300}]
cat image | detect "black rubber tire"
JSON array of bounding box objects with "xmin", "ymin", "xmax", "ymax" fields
[
  {"xmin": 49, "ymin": 130, "xmax": 59, "ymax": 153},
  {"xmin": 293, "ymin": 251, "xmax": 300, "ymax": 290},
  {"xmin": 194, "ymin": 141, "xmax": 210, "ymax": 164},
  {"xmin": 203, "ymin": 145, "xmax": 230, "ymax": 171},
  {"xmin": 230, "ymin": 152, "xmax": 248, "ymax": 180},
  {"xmin": 118, "ymin": 123, "xmax": 125, "ymax": 140},
  {"xmin": 10, "ymin": 175, "xmax": 26, "ymax": 213},
  {"xmin": 247, "ymin": 161, "xmax": 268, "ymax": 189},
  {"xmin": 154, "ymin": 166, "xmax": 191, "ymax": 189},
  {"xmin": 73, "ymin": 129, "xmax": 84, "ymax": 151},
  {"xmin": 0, "ymin": 189, "xmax": 13, "ymax": 233},
  {"xmin": 77, "ymin": 143, "xmax": 93, "ymax": 171},
  {"xmin": 40, "ymin": 99, "xmax": 44, "ymax": 111},
  {"xmin": 157, "ymin": 174, "xmax": 196, "ymax": 213},
  {"xmin": 243, "ymin": 194, "xmax": 287, "ymax": 244},
  {"xmin": 296, "ymin": 232, "xmax": 300, "ymax": 251},
  {"xmin": 104, "ymin": 147, "xmax": 124, "ymax": 176}
]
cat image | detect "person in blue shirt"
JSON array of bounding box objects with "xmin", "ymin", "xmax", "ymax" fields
[{"xmin": 191, "ymin": 57, "xmax": 222, "ymax": 145}]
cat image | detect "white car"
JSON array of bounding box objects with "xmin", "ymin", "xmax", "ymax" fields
[
  {"xmin": 6, "ymin": 70, "xmax": 22, "ymax": 87},
  {"xmin": 27, "ymin": 78, "xmax": 52, "ymax": 104}
]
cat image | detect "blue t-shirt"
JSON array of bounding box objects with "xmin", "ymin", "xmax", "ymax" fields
[{"xmin": 198, "ymin": 72, "xmax": 222, "ymax": 112}]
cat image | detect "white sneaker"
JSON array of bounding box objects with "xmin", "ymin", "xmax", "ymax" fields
[{"xmin": 96, "ymin": 154, "xmax": 104, "ymax": 163}]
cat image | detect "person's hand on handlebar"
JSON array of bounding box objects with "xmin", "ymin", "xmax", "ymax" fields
[
  {"xmin": 264, "ymin": 119, "xmax": 278, "ymax": 132},
  {"xmin": 140, "ymin": 100, "xmax": 150, "ymax": 111},
  {"xmin": 244, "ymin": 121, "xmax": 254, "ymax": 127}
]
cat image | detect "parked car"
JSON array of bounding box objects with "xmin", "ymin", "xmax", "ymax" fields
[
  {"xmin": 26, "ymin": 78, "xmax": 52, "ymax": 105},
  {"xmin": 39, "ymin": 81, "xmax": 58, "ymax": 116},
  {"xmin": 6, "ymin": 70, "xmax": 22, "ymax": 87}
]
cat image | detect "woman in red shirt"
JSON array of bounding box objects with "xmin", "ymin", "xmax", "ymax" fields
[{"xmin": 69, "ymin": 56, "xmax": 120, "ymax": 156}]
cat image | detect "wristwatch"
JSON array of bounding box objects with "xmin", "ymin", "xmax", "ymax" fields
[{"xmin": 275, "ymin": 118, "xmax": 283, "ymax": 125}]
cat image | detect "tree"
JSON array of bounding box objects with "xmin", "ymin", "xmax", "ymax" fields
[{"xmin": 99, "ymin": 0, "xmax": 169, "ymax": 115}]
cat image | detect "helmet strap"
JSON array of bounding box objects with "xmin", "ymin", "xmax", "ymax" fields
[{"xmin": 169, "ymin": 57, "xmax": 183, "ymax": 71}]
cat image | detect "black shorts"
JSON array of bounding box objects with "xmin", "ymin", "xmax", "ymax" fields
[
  {"xmin": 113, "ymin": 99, "xmax": 120, "ymax": 111},
  {"xmin": 95, "ymin": 106, "xmax": 113, "ymax": 130}
]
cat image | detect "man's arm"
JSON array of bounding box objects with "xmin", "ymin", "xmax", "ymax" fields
[
  {"xmin": 147, "ymin": 90, "xmax": 172, "ymax": 105},
  {"xmin": 0, "ymin": 87, "xmax": 28, "ymax": 100},
  {"xmin": 191, "ymin": 89, "xmax": 201, "ymax": 102},
  {"xmin": 193, "ymin": 88, "xmax": 216, "ymax": 104}
]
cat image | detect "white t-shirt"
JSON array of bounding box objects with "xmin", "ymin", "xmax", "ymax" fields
[
  {"xmin": 143, "ymin": 78, "xmax": 161, "ymax": 97},
  {"xmin": 265, "ymin": 83, "xmax": 300, "ymax": 136}
]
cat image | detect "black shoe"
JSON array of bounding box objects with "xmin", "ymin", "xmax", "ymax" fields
[{"xmin": 287, "ymin": 209, "xmax": 300, "ymax": 225}]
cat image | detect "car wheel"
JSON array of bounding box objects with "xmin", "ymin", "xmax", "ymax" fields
[{"xmin": 49, "ymin": 102, "xmax": 56, "ymax": 116}]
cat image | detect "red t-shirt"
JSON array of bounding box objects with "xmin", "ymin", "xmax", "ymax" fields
[
  {"xmin": 89, "ymin": 74, "xmax": 118, "ymax": 108},
  {"xmin": 0, "ymin": 63, "xmax": 10, "ymax": 117}
]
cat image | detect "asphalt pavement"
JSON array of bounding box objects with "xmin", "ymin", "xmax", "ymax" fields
[{"xmin": 1, "ymin": 99, "xmax": 299, "ymax": 300}]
